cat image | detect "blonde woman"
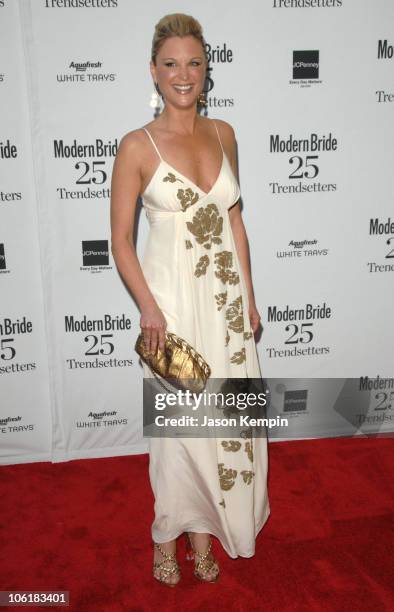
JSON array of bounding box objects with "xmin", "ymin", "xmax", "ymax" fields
[{"xmin": 110, "ymin": 13, "xmax": 270, "ymax": 587}]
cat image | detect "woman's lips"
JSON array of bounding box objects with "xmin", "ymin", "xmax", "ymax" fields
[{"xmin": 173, "ymin": 84, "xmax": 194, "ymax": 94}]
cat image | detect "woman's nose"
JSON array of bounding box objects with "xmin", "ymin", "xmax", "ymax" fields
[{"xmin": 178, "ymin": 65, "xmax": 189, "ymax": 80}]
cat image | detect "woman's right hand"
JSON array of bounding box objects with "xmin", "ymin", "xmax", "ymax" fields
[{"xmin": 140, "ymin": 304, "xmax": 167, "ymax": 355}]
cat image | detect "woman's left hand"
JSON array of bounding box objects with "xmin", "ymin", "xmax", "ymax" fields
[{"xmin": 248, "ymin": 301, "xmax": 261, "ymax": 334}]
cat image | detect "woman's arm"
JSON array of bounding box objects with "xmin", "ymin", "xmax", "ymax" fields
[
  {"xmin": 110, "ymin": 131, "xmax": 167, "ymax": 353},
  {"xmin": 216, "ymin": 120, "xmax": 261, "ymax": 334}
]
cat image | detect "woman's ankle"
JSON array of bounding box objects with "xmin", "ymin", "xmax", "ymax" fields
[
  {"xmin": 153, "ymin": 539, "xmax": 177, "ymax": 553},
  {"xmin": 187, "ymin": 532, "xmax": 211, "ymax": 553}
]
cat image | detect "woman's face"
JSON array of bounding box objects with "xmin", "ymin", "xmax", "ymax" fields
[{"xmin": 151, "ymin": 35, "xmax": 206, "ymax": 110}]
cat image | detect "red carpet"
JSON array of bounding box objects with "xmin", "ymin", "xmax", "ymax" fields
[{"xmin": 0, "ymin": 436, "xmax": 393, "ymax": 611}]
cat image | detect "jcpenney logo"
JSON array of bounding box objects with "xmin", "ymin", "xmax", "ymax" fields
[
  {"xmin": 82, "ymin": 240, "xmax": 109, "ymax": 267},
  {"xmin": 293, "ymin": 50, "xmax": 319, "ymax": 79}
]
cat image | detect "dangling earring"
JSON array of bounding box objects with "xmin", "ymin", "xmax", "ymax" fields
[
  {"xmin": 197, "ymin": 91, "xmax": 208, "ymax": 107},
  {"xmin": 150, "ymin": 88, "xmax": 161, "ymax": 110},
  {"xmin": 197, "ymin": 91, "xmax": 208, "ymax": 117},
  {"xmin": 150, "ymin": 82, "xmax": 162, "ymax": 112}
]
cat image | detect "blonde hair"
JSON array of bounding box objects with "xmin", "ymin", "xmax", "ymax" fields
[{"xmin": 151, "ymin": 13, "xmax": 207, "ymax": 65}]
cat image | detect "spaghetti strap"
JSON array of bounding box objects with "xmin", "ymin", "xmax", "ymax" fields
[
  {"xmin": 212, "ymin": 119, "xmax": 224, "ymax": 153},
  {"xmin": 143, "ymin": 127, "xmax": 163, "ymax": 161}
]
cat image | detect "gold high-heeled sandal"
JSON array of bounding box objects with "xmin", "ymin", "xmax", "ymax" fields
[
  {"xmin": 186, "ymin": 533, "xmax": 219, "ymax": 583},
  {"xmin": 153, "ymin": 542, "xmax": 181, "ymax": 587}
]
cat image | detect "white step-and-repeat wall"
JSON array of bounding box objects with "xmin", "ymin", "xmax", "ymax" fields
[{"xmin": 1, "ymin": 0, "xmax": 393, "ymax": 465}]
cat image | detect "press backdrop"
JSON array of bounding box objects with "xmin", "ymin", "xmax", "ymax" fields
[{"xmin": 1, "ymin": 0, "xmax": 393, "ymax": 465}]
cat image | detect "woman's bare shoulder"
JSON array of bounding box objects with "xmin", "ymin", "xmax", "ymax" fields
[
  {"xmin": 117, "ymin": 126, "xmax": 151, "ymax": 156},
  {"xmin": 209, "ymin": 118, "xmax": 237, "ymax": 159},
  {"xmin": 211, "ymin": 117, "xmax": 236, "ymax": 142}
]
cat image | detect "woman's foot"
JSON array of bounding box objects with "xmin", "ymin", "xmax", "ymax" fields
[
  {"xmin": 186, "ymin": 532, "xmax": 219, "ymax": 583},
  {"xmin": 153, "ymin": 539, "xmax": 181, "ymax": 587}
]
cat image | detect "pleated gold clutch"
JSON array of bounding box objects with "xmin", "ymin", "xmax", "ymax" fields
[{"xmin": 135, "ymin": 331, "xmax": 211, "ymax": 394}]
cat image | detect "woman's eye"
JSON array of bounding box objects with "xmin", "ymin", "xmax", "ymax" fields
[
  {"xmin": 191, "ymin": 61, "xmax": 202, "ymax": 66},
  {"xmin": 165, "ymin": 62, "xmax": 175, "ymax": 67}
]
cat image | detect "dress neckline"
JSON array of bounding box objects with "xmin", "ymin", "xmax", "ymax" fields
[{"xmin": 142, "ymin": 150, "xmax": 227, "ymax": 199}]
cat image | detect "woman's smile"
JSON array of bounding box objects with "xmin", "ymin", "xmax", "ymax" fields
[{"xmin": 173, "ymin": 84, "xmax": 194, "ymax": 94}]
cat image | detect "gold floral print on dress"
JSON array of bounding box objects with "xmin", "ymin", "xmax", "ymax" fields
[
  {"xmin": 214, "ymin": 251, "xmax": 240, "ymax": 285},
  {"xmin": 243, "ymin": 331, "xmax": 253, "ymax": 340},
  {"xmin": 241, "ymin": 470, "xmax": 254, "ymax": 485},
  {"xmin": 219, "ymin": 499, "xmax": 226, "ymax": 508},
  {"xmin": 177, "ymin": 187, "xmax": 200, "ymax": 212},
  {"xmin": 226, "ymin": 296, "xmax": 244, "ymax": 334},
  {"xmin": 218, "ymin": 463, "xmax": 237, "ymax": 491},
  {"xmin": 163, "ymin": 172, "xmax": 184, "ymax": 184},
  {"xmin": 245, "ymin": 441, "xmax": 254, "ymax": 462},
  {"xmin": 225, "ymin": 330, "xmax": 230, "ymax": 346},
  {"xmin": 194, "ymin": 254, "xmax": 210, "ymax": 277},
  {"xmin": 215, "ymin": 291, "xmax": 227, "ymax": 311},
  {"xmin": 185, "ymin": 239, "xmax": 193, "ymax": 249},
  {"xmin": 221, "ymin": 440, "xmax": 241, "ymax": 452},
  {"xmin": 186, "ymin": 203, "xmax": 223, "ymax": 248},
  {"xmin": 230, "ymin": 347, "xmax": 246, "ymax": 365}
]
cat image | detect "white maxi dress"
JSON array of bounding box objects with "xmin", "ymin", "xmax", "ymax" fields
[{"xmin": 140, "ymin": 119, "xmax": 270, "ymax": 558}]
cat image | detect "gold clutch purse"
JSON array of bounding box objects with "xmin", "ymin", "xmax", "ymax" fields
[{"xmin": 135, "ymin": 331, "xmax": 211, "ymax": 394}]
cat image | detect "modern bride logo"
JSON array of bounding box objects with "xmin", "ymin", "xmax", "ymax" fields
[
  {"xmin": 375, "ymin": 40, "xmax": 394, "ymax": 103},
  {"xmin": 56, "ymin": 60, "xmax": 116, "ymax": 83},
  {"xmin": 0, "ymin": 243, "xmax": 9, "ymax": 273},
  {"xmin": 367, "ymin": 217, "xmax": 394, "ymax": 275},
  {"xmin": 203, "ymin": 42, "xmax": 235, "ymax": 109},
  {"xmin": 0, "ymin": 139, "xmax": 22, "ymax": 207},
  {"xmin": 268, "ymin": 131, "xmax": 338, "ymax": 195},
  {"xmin": 63, "ymin": 312, "xmax": 133, "ymax": 374},
  {"xmin": 0, "ymin": 315, "xmax": 37, "ymax": 377},
  {"xmin": 377, "ymin": 39, "xmax": 394, "ymax": 59},
  {"xmin": 266, "ymin": 301, "xmax": 332, "ymax": 360},
  {"xmin": 53, "ymin": 136, "xmax": 117, "ymax": 202}
]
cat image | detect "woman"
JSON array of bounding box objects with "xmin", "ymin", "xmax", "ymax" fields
[{"xmin": 110, "ymin": 13, "xmax": 270, "ymax": 586}]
